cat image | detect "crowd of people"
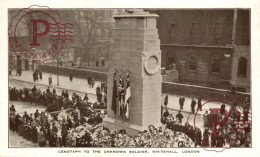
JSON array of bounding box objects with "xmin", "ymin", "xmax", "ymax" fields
[
  {"xmin": 9, "ymin": 104, "xmax": 105, "ymax": 147},
  {"xmin": 9, "ymin": 67, "xmax": 22, "ymax": 76},
  {"xmin": 9, "ymin": 85, "xmax": 251, "ymax": 148},
  {"xmin": 9, "ymin": 106, "xmax": 195, "ymax": 148},
  {"xmin": 32, "ymin": 68, "xmax": 42, "ymax": 82},
  {"xmin": 161, "ymin": 101, "xmax": 251, "ymax": 147},
  {"xmin": 96, "ymin": 56, "xmax": 105, "ymax": 68},
  {"xmin": 9, "ymin": 85, "xmax": 107, "ymax": 108}
]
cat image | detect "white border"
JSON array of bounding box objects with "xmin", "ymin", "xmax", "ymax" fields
[{"xmin": 1, "ymin": 0, "xmax": 260, "ymax": 157}]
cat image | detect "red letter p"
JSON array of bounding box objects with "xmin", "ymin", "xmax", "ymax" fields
[{"xmin": 30, "ymin": 19, "xmax": 50, "ymax": 46}]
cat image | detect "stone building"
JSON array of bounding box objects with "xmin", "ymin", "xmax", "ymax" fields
[{"xmin": 148, "ymin": 9, "xmax": 250, "ymax": 92}]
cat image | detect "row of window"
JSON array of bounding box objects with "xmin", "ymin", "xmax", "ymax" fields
[
  {"xmin": 186, "ymin": 56, "xmax": 247, "ymax": 77},
  {"xmin": 169, "ymin": 22, "xmax": 223, "ymax": 44}
]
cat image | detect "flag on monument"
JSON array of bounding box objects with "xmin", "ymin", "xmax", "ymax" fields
[
  {"xmin": 111, "ymin": 72, "xmax": 117, "ymax": 115},
  {"xmin": 118, "ymin": 75, "xmax": 125, "ymax": 115},
  {"xmin": 124, "ymin": 73, "xmax": 131, "ymax": 118}
]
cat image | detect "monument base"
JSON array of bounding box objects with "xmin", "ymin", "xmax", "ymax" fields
[{"xmin": 103, "ymin": 117, "xmax": 162, "ymax": 136}]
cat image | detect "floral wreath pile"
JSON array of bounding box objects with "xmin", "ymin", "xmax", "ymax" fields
[{"xmin": 66, "ymin": 123, "xmax": 195, "ymax": 147}]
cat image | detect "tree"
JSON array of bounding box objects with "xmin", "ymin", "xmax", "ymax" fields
[{"xmin": 73, "ymin": 9, "xmax": 105, "ymax": 65}]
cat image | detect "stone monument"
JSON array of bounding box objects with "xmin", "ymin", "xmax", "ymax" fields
[{"xmin": 104, "ymin": 9, "xmax": 162, "ymax": 135}]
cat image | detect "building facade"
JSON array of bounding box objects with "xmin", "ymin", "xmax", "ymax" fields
[{"xmin": 148, "ymin": 9, "xmax": 250, "ymax": 92}]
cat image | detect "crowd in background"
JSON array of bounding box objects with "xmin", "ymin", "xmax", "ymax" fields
[
  {"xmin": 161, "ymin": 100, "xmax": 251, "ymax": 147},
  {"xmin": 9, "ymin": 85, "xmax": 107, "ymax": 109}
]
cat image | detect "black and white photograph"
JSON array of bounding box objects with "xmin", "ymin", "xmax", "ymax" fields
[
  {"xmin": 7, "ymin": 7, "xmax": 252, "ymax": 149},
  {"xmin": 2, "ymin": 0, "xmax": 260, "ymax": 156}
]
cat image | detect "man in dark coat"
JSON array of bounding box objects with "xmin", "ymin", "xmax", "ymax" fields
[
  {"xmin": 97, "ymin": 93, "xmax": 102, "ymax": 103},
  {"xmin": 179, "ymin": 96, "xmax": 185, "ymax": 110},
  {"xmin": 32, "ymin": 85, "xmax": 37, "ymax": 94},
  {"xmin": 10, "ymin": 105, "xmax": 16, "ymax": 113},
  {"xmin": 69, "ymin": 72, "xmax": 73, "ymax": 82},
  {"xmin": 96, "ymin": 85, "xmax": 101, "ymax": 96},
  {"xmin": 101, "ymin": 82, "xmax": 105, "ymax": 92},
  {"xmin": 197, "ymin": 98, "xmax": 202, "ymax": 111},
  {"xmin": 64, "ymin": 90, "xmax": 69, "ymax": 98},
  {"xmin": 22, "ymin": 111, "xmax": 29, "ymax": 122},
  {"xmin": 46, "ymin": 87, "xmax": 50, "ymax": 93},
  {"xmin": 49, "ymin": 123, "xmax": 58, "ymax": 147},
  {"xmin": 195, "ymin": 128, "xmax": 202, "ymax": 147},
  {"xmin": 33, "ymin": 72, "xmax": 36, "ymax": 82},
  {"xmin": 91, "ymin": 76, "xmax": 95, "ymax": 88},
  {"xmin": 216, "ymin": 132, "xmax": 225, "ymax": 147},
  {"xmin": 83, "ymin": 94, "xmax": 89, "ymax": 103},
  {"xmin": 220, "ymin": 103, "xmax": 226, "ymax": 115},
  {"xmin": 163, "ymin": 109, "xmax": 169, "ymax": 118},
  {"xmin": 176, "ymin": 111, "xmax": 184, "ymax": 123},
  {"xmin": 211, "ymin": 133, "xmax": 217, "ymax": 147},
  {"xmin": 15, "ymin": 113, "xmax": 21, "ymax": 131},
  {"xmin": 48, "ymin": 75, "xmax": 52, "ymax": 86},
  {"xmin": 164, "ymin": 95, "xmax": 168, "ymax": 107},
  {"xmin": 34, "ymin": 109, "xmax": 40, "ymax": 119},
  {"xmin": 18, "ymin": 67, "xmax": 22, "ymax": 76},
  {"xmin": 101, "ymin": 57, "xmax": 105, "ymax": 67},
  {"xmin": 61, "ymin": 123, "xmax": 68, "ymax": 147},
  {"xmin": 207, "ymin": 111, "xmax": 212, "ymax": 130},
  {"xmin": 35, "ymin": 71, "xmax": 38, "ymax": 81},
  {"xmin": 39, "ymin": 71, "xmax": 42, "ymax": 80},
  {"xmin": 191, "ymin": 98, "xmax": 196, "ymax": 114}
]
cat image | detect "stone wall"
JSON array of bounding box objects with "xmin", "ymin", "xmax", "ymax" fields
[
  {"xmin": 162, "ymin": 81, "xmax": 250, "ymax": 103},
  {"xmin": 39, "ymin": 64, "xmax": 250, "ymax": 104},
  {"xmin": 38, "ymin": 64, "xmax": 107, "ymax": 81}
]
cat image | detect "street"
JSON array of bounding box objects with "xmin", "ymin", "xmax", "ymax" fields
[{"xmin": 9, "ymin": 70, "xmax": 234, "ymax": 115}]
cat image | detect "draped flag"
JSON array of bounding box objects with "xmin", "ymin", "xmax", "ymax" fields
[
  {"xmin": 118, "ymin": 75, "xmax": 125, "ymax": 116},
  {"xmin": 124, "ymin": 73, "xmax": 131, "ymax": 118},
  {"xmin": 111, "ymin": 72, "xmax": 117, "ymax": 116}
]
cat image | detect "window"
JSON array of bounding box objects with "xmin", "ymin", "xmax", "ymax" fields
[
  {"xmin": 238, "ymin": 57, "xmax": 247, "ymax": 77},
  {"xmin": 169, "ymin": 23, "xmax": 176, "ymax": 42},
  {"xmin": 188, "ymin": 56, "xmax": 197, "ymax": 71},
  {"xmin": 214, "ymin": 22, "xmax": 223, "ymax": 44},
  {"xmin": 211, "ymin": 57, "xmax": 221, "ymax": 73},
  {"xmin": 190, "ymin": 22, "xmax": 199, "ymax": 44},
  {"xmin": 236, "ymin": 87, "xmax": 246, "ymax": 93}
]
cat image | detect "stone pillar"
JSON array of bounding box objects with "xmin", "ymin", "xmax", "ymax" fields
[{"xmin": 104, "ymin": 9, "xmax": 162, "ymax": 135}]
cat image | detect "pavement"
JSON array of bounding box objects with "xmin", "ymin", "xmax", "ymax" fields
[{"xmin": 9, "ymin": 70, "xmax": 246, "ymax": 115}]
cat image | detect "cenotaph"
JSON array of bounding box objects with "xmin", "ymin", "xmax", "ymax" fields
[{"xmin": 103, "ymin": 9, "xmax": 162, "ymax": 135}]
